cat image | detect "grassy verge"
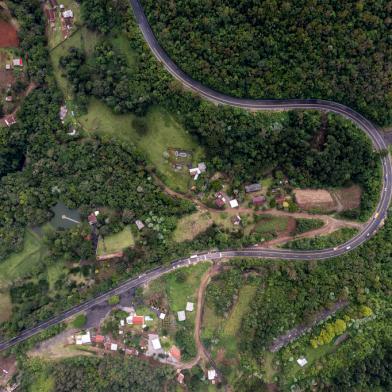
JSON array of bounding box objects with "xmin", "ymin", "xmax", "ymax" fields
[
  {"xmin": 294, "ymin": 218, "xmax": 324, "ymax": 235},
  {"xmin": 283, "ymin": 228, "xmax": 358, "ymax": 250}
]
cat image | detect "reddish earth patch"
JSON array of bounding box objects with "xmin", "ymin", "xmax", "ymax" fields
[
  {"xmin": 0, "ymin": 20, "xmax": 19, "ymax": 47},
  {"xmin": 332, "ymin": 185, "xmax": 362, "ymax": 211}
]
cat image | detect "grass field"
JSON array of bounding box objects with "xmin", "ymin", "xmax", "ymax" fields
[
  {"xmin": 254, "ymin": 215, "xmax": 289, "ymax": 235},
  {"xmin": 0, "ymin": 291, "xmax": 12, "ymax": 323},
  {"xmin": 80, "ymin": 99, "xmax": 204, "ymax": 192},
  {"xmin": 0, "ymin": 230, "xmax": 47, "ymax": 290},
  {"xmin": 173, "ymin": 211, "xmax": 212, "ymax": 242},
  {"xmin": 224, "ymin": 285, "xmax": 257, "ymax": 336},
  {"xmin": 96, "ymin": 226, "xmax": 135, "ymax": 256}
]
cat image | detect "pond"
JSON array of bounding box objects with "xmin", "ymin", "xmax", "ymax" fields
[{"xmin": 49, "ymin": 202, "xmax": 81, "ymax": 229}]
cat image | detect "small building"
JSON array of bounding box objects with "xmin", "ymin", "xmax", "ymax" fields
[
  {"xmin": 159, "ymin": 313, "xmax": 166, "ymax": 320},
  {"xmin": 177, "ymin": 311, "xmax": 186, "ymax": 322},
  {"xmin": 131, "ymin": 315, "xmax": 144, "ymax": 325},
  {"xmin": 5, "ymin": 64, "xmax": 11, "ymax": 70},
  {"xmin": 229, "ymin": 199, "xmax": 239, "ymax": 208},
  {"xmin": 12, "ymin": 58, "xmax": 23, "ymax": 67},
  {"xmin": 92, "ymin": 335, "xmax": 105, "ymax": 344},
  {"xmin": 176, "ymin": 372, "xmax": 184, "ymax": 384},
  {"xmin": 169, "ymin": 345, "xmax": 181, "ymax": 361},
  {"xmin": 62, "ymin": 9, "xmax": 73, "ymax": 19},
  {"xmin": 245, "ymin": 183, "xmax": 261, "ymax": 193},
  {"xmin": 275, "ymin": 195, "xmax": 286, "ymax": 205},
  {"xmin": 186, "ymin": 302, "xmax": 194, "ymax": 312},
  {"xmin": 110, "ymin": 343, "xmax": 118, "ymax": 351},
  {"xmin": 175, "ymin": 150, "xmax": 188, "ymax": 158},
  {"xmin": 135, "ymin": 220, "xmax": 145, "ymax": 231},
  {"xmin": 253, "ymin": 195, "xmax": 266, "ymax": 206},
  {"xmin": 120, "ymin": 319, "xmax": 125, "ymax": 327},
  {"xmin": 4, "ymin": 115, "xmax": 16, "ymax": 127},
  {"xmin": 207, "ymin": 369, "xmax": 216, "ymax": 381},
  {"xmin": 59, "ymin": 105, "xmax": 68, "ymax": 121},
  {"xmin": 189, "ymin": 167, "xmax": 201, "ymax": 180},
  {"xmin": 232, "ymin": 215, "xmax": 241, "ymax": 225},
  {"xmin": 215, "ymin": 198, "xmax": 225, "ymax": 208},
  {"xmin": 297, "ymin": 357, "xmax": 308, "ymax": 367},
  {"xmin": 151, "ymin": 337, "xmax": 161, "ymax": 350},
  {"xmin": 75, "ymin": 331, "xmax": 91, "ymax": 345},
  {"xmin": 5, "ymin": 96, "xmax": 13, "ymax": 102},
  {"xmin": 198, "ymin": 162, "xmax": 206, "ymax": 172},
  {"xmin": 88, "ymin": 213, "xmax": 97, "ymax": 225}
]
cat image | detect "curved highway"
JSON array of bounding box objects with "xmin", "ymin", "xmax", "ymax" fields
[{"xmin": 0, "ymin": 1, "xmax": 390, "ymax": 352}]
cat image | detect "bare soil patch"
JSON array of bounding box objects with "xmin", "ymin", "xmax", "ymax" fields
[
  {"xmin": 294, "ymin": 189, "xmax": 335, "ymax": 211},
  {"xmin": 0, "ymin": 20, "xmax": 18, "ymax": 48},
  {"xmin": 331, "ymin": 185, "xmax": 361, "ymax": 211}
]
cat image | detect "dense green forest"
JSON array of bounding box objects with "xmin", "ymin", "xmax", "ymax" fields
[
  {"xmin": 19, "ymin": 356, "xmax": 174, "ymax": 392},
  {"xmin": 141, "ymin": 0, "xmax": 392, "ymax": 126}
]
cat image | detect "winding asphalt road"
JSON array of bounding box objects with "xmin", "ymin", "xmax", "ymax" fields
[{"xmin": 0, "ymin": 1, "xmax": 391, "ymax": 352}]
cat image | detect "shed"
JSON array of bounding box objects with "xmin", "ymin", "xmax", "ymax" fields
[
  {"xmin": 110, "ymin": 343, "xmax": 118, "ymax": 351},
  {"xmin": 4, "ymin": 115, "xmax": 16, "ymax": 127},
  {"xmin": 253, "ymin": 195, "xmax": 266, "ymax": 206},
  {"xmin": 135, "ymin": 220, "xmax": 145, "ymax": 231},
  {"xmin": 229, "ymin": 199, "xmax": 239, "ymax": 208},
  {"xmin": 5, "ymin": 64, "xmax": 11, "ymax": 70},
  {"xmin": 297, "ymin": 357, "xmax": 308, "ymax": 367},
  {"xmin": 12, "ymin": 58, "xmax": 23, "ymax": 67},
  {"xmin": 62, "ymin": 9, "xmax": 73, "ymax": 18},
  {"xmin": 186, "ymin": 302, "xmax": 194, "ymax": 312},
  {"xmin": 198, "ymin": 162, "xmax": 206, "ymax": 172},
  {"xmin": 151, "ymin": 337, "xmax": 161, "ymax": 350},
  {"xmin": 177, "ymin": 311, "xmax": 186, "ymax": 321},
  {"xmin": 5, "ymin": 96, "xmax": 13, "ymax": 102},
  {"xmin": 159, "ymin": 313, "xmax": 166, "ymax": 320},
  {"xmin": 207, "ymin": 369, "xmax": 216, "ymax": 380},
  {"xmin": 245, "ymin": 183, "xmax": 261, "ymax": 193}
]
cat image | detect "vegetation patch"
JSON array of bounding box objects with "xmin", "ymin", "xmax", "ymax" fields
[
  {"xmin": 97, "ymin": 226, "xmax": 134, "ymax": 256},
  {"xmin": 254, "ymin": 215, "xmax": 289, "ymax": 236},
  {"xmin": 294, "ymin": 218, "xmax": 324, "ymax": 236},
  {"xmin": 173, "ymin": 211, "xmax": 213, "ymax": 242},
  {"xmin": 283, "ymin": 228, "xmax": 358, "ymax": 250}
]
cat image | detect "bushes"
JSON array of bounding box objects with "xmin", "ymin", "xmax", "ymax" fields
[
  {"xmin": 72, "ymin": 314, "xmax": 87, "ymax": 328},
  {"xmin": 294, "ymin": 218, "xmax": 324, "ymax": 235}
]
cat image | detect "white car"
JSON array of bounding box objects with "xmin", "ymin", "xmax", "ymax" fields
[{"xmin": 346, "ymin": 246, "xmax": 351, "ymax": 250}]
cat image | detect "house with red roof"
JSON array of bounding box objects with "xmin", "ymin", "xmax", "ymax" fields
[
  {"xmin": 169, "ymin": 345, "xmax": 181, "ymax": 361},
  {"xmin": 92, "ymin": 335, "xmax": 105, "ymax": 344},
  {"xmin": 253, "ymin": 195, "xmax": 266, "ymax": 206}
]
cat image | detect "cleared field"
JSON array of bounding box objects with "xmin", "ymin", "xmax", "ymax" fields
[
  {"xmin": 224, "ymin": 285, "xmax": 257, "ymax": 336},
  {"xmin": 96, "ymin": 226, "xmax": 135, "ymax": 256},
  {"xmin": 81, "ymin": 99, "xmax": 204, "ymax": 192},
  {"xmin": 294, "ymin": 189, "xmax": 336, "ymax": 211},
  {"xmin": 0, "ymin": 290, "xmax": 12, "ymax": 323},
  {"xmin": 173, "ymin": 211, "xmax": 212, "ymax": 242},
  {"xmin": 254, "ymin": 215, "xmax": 289, "ymax": 235},
  {"xmin": 332, "ymin": 185, "xmax": 362, "ymax": 211},
  {"xmin": 0, "ymin": 20, "xmax": 18, "ymax": 47}
]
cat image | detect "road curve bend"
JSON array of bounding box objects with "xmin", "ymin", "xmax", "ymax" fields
[{"xmin": 0, "ymin": 0, "xmax": 390, "ymax": 353}]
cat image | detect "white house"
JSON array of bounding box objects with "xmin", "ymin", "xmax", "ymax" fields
[
  {"xmin": 229, "ymin": 199, "xmax": 239, "ymax": 208},
  {"xmin": 75, "ymin": 331, "xmax": 91, "ymax": 345},
  {"xmin": 151, "ymin": 337, "xmax": 161, "ymax": 350},
  {"xmin": 207, "ymin": 369, "xmax": 216, "ymax": 381},
  {"xmin": 110, "ymin": 343, "xmax": 118, "ymax": 351},
  {"xmin": 159, "ymin": 313, "xmax": 166, "ymax": 320},
  {"xmin": 297, "ymin": 357, "xmax": 308, "ymax": 367},
  {"xmin": 186, "ymin": 302, "xmax": 194, "ymax": 312},
  {"xmin": 177, "ymin": 311, "xmax": 186, "ymax": 321}
]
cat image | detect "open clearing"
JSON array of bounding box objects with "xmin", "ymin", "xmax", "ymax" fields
[
  {"xmin": 173, "ymin": 211, "xmax": 213, "ymax": 242},
  {"xmin": 294, "ymin": 189, "xmax": 335, "ymax": 211},
  {"xmin": 81, "ymin": 99, "xmax": 204, "ymax": 192},
  {"xmin": 0, "ymin": 20, "xmax": 19, "ymax": 47},
  {"xmin": 0, "ymin": 230, "xmax": 47, "ymax": 290},
  {"xmin": 294, "ymin": 186, "xmax": 362, "ymax": 212},
  {"xmin": 97, "ymin": 226, "xmax": 135, "ymax": 256}
]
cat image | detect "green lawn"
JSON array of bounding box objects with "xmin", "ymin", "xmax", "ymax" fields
[
  {"xmin": 80, "ymin": 99, "xmax": 204, "ymax": 192},
  {"xmin": 254, "ymin": 215, "xmax": 289, "ymax": 235},
  {"xmin": 96, "ymin": 226, "xmax": 135, "ymax": 256},
  {"xmin": 0, "ymin": 230, "xmax": 47, "ymax": 290}
]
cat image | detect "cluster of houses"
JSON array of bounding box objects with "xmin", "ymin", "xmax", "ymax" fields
[
  {"xmin": 177, "ymin": 301, "xmax": 194, "ymax": 322},
  {"xmin": 45, "ymin": 0, "xmax": 74, "ymax": 38}
]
